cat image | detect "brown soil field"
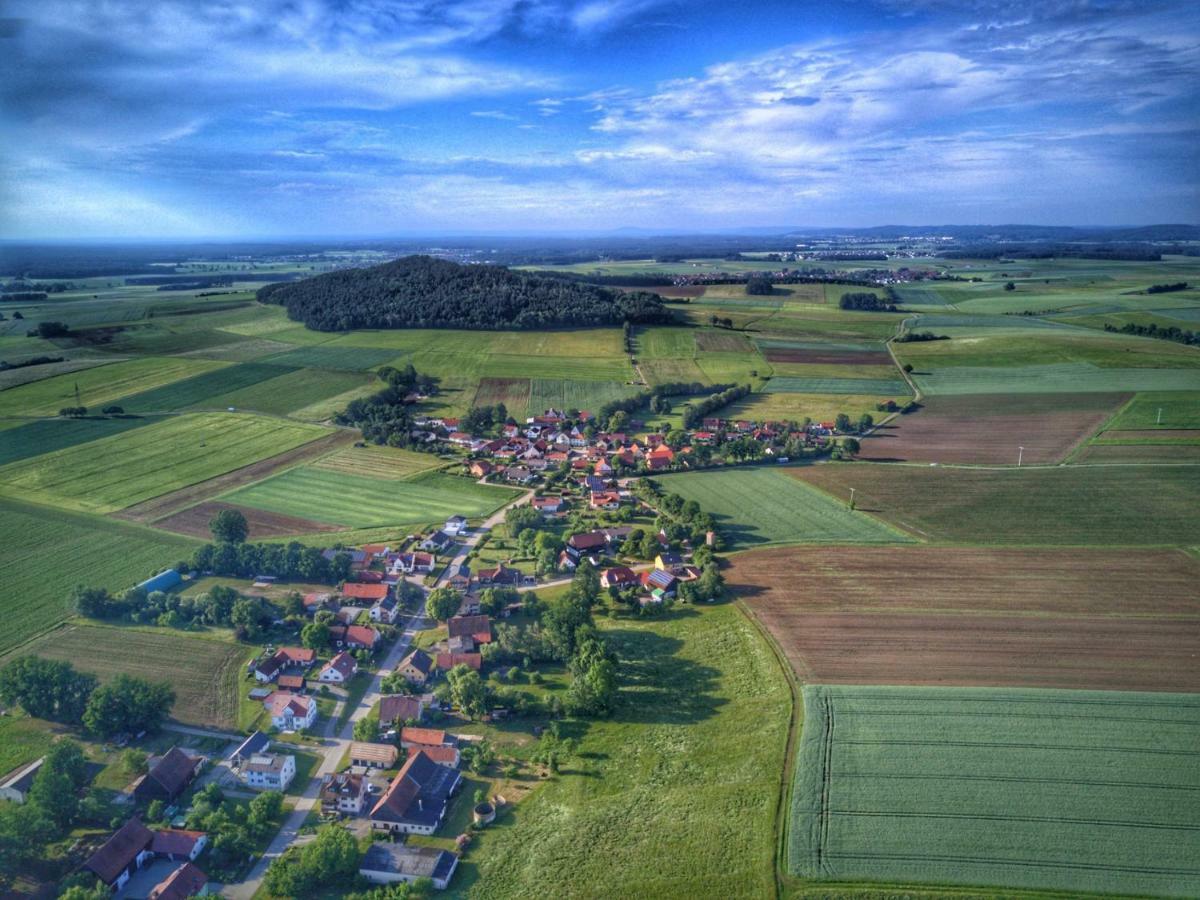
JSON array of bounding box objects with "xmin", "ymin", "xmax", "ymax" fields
[
  {"xmin": 154, "ymin": 500, "xmax": 342, "ymax": 538},
  {"xmin": 1099, "ymin": 429, "xmax": 1200, "ymax": 441},
  {"xmin": 733, "ymin": 545, "xmax": 1200, "ymax": 692},
  {"xmin": 473, "ymin": 376, "xmax": 531, "ymax": 410},
  {"xmin": 694, "ymin": 330, "xmax": 753, "ymax": 352},
  {"xmin": 1074, "ymin": 443, "xmax": 1200, "ymax": 464},
  {"xmin": 114, "ymin": 429, "xmax": 354, "ymax": 523},
  {"xmin": 859, "ymin": 392, "xmax": 1129, "ymax": 464},
  {"xmin": 617, "ymin": 284, "xmax": 706, "ymax": 298},
  {"xmin": 762, "ymin": 347, "xmax": 890, "ymax": 366}
]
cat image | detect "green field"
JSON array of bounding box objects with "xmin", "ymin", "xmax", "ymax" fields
[
  {"xmin": 311, "ymin": 443, "xmax": 444, "ymax": 480},
  {"xmin": 457, "ymin": 602, "xmax": 789, "ymax": 899},
  {"xmin": 655, "ymin": 467, "xmax": 911, "ymax": 549},
  {"xmin": 6, "ymin": 624, "xmax": 248, "ymax": 729},
  {"xmin": 528, "ymin": 378, "xmax": 640, "ymax": 416},
  {"xmin": 763, "ymin": 376, "xmax": 910, "ymax": 395},
  {"xmin": 0, "ymin": 415, "xmax": 161, "ymax": 467},
  {"xmin": 790, "ymin": 685, "xmax": 1200, "ymax": 896},
  {"xmin": 796, "ymin": 463, "xmax": 1200, "ymax": 545},
  {"xmin": 0, "ymin": 412, "xmax": 330, "ymax": 512},
  {"xmin": 259, "ymin": 345, "xmax": 400, "ymax": 370},
  {"xmin": 117, "ymin": 361, "xmax": 298, "ymax": 412},
  {"xmin": 224, "ymin": 468, "xmax": 519, "ymax": 528},
  {"xmin": 202, "ymin": 367, "xmax": 372, "ymax": 415},
  {"xmin": 0, "ymin": 498, "xmax": 199, "ymax": 654},
  {"xmin": 913, "ymin": 362, "xmax": 1200, "ymax": 396},
  {"xmin": 0, "ymin": 713, "xmax": 57, "ymax": 779},
  {"xmin": 1103, "ymin": 391, "xmax": 1200, "ymax": 430}
]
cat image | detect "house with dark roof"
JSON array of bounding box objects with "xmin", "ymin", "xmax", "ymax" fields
[
  {"xmin": 253, "ymin": 646, "xmax": 317, "ymax": 683},
  {"xmin": 379, "ymin": 694, "xmax": 425, "ymax": 727},
  {"xmin": 641, "ymin": 568, "xmax": 678, "ymax": 596},
  {"xmin": 84, "ymin": 818, "xmax": 156, "ymax": 890},
  {"xmin": 321, "ymin": 772, "xmax": 370, "ymax": 815},
  {"xmin": 229, "ymin": 731, "xmax": 270, "ymax": 767},
  {"xmin": 133, "ymin": 748, "xmax": 203, "ymax": 804},
  {"xmin": 360, "ymin": 842, "xmax": 459, "ymax": 890},
  {"xmin": 369, "ymin": 750, "xmax": 462, "ymax": 835},
  {"xmin": 397, "ymin": 649, "xmax": 434, "ymax": 685},
  {"xmin": 447, "ymin": 615, "xmax": 492, "ymax": 645},
  {"xmin": 445, "ymin": 563, "xmax": 472, "ymax": 591},
  {"xmin": 420, "ymin": 530, "xmax": 455, "ymax": 553},
  {"xmin": 148, "ymin": 861, "xmax": 207, "ymax": 900},
  {"xmin": 318, "ymin": 651, "xmax": 359, "ymax": 685}
]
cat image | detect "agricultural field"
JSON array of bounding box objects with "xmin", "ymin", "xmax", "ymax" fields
[
  {"xmin": 116, "ymin": 360, "xmax": 298, "ymax": 412},
  {"xmin": 311, "ymin": 443, "xmax": 444, "ymax": 480},
  {"xmin": 1100, "ymin": 391, "xmax": 1200, "ymax": 429},
  {"xmin": 6, "ymin": 624, "xmax": 248, "ymax": 729},
  {"xmin": 223, "ymin": 468, "xmax": 519, "ymax": 528},
  {"xmin": 794, "ymin": 463, "xmax": 1200, "ymax": 545},
  {"xmin": 0, "ymin": 412, "xmax": 330, "ymax": 513},
  {"xmin": 200, "ymin": 366, "xmax": 373, "ymax": 416},
  {"xmin": 762, "ymin": 375, "xmax": 910, "ymax": 396},
  {"xmin": 0, "ymin": 414, "xmax": 163, "ymax": 467},
  {"xmin": 0, "ymin": 498, "xmax": 198, "ymax": 654},
  {"xmin": 724, "ymin": 390, "xmax": 886, "ymax": 425},
  {"xmin": 859, "ymin": 392, "xmax": 1128, "ymax": 464},
  {"xmin": 457, "ymin": 602, "xmax": 790, "ymax": 900},
  {"xmin": 734, "ymin": 545, "xmax": 1200, "ymax": 692},
  {"xmin": 528, "ymin": 378, "xmax": 640, "ymax": 416},
  {"xmin": 473, "ymin": 377, "xmax": 532, "ymax": 413},
  {"xmin": 153, "ymin": 500, "xmax": 342, "ymax": 539},
  {"xmin": 655, "ymin": 467, "xmax": 911, "ymax": 549},
  {"xmin": 790, "ymin": 685, "xmax": 1200, "ymax": 896},
  {"xmin": 259, "ymin": 344, "xmax": 400, "ymax": 370}
]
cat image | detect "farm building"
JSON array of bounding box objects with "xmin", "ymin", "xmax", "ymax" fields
[
  {"xmin": 447, "ymin": 615, "xmax": 492, "ymax": 645},
  {"xmin": 0, "ymin": 757, "xmax": 43, "ymax": 804},
  {"xmin": 369, "ymin": 750, "xmax": 462, "ymax": 835},
  {"xmin": 379, "ymin": 694, "xmax": 425, "ymax": 726},
  {"xmin": 132, "ymin": 748, "xmax": 203, "ymax": 803},
  {"xmin": 136, "ymin": 569, "xmax": 183, "ymax": 594},
  {"xmin": 350, "ymin": 741, "xmax": 399, "ymax": 769},
  {"xmin": 359, "ymin": 842, "xmax": 459, "ymax": 890}
]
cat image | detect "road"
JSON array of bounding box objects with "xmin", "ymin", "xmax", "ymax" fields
[{"xmin": 432, "ymin": 486, "xmax": 534, "ymax": 589}]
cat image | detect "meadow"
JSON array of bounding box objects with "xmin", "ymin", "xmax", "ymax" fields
[
  {"xmin": 0, "ymin": 498, "xmax": 198, "ymax": 654},
  {"xmin": 1102, "ymin": 391, "xmax": 1200, "ymax": 429},
  {"xmin": 199, "ymin": 366, "xmax": 373, "ymax": 416},
  {"xmin": 6, "ymin": 623, "xmax": 249, "ymax": 729},
  {"xmin": 655, "ymin": 467, "xmax": 911, "ymax": 549},
  {"xmin": 790, "ymin": 685, "xmax": 1200, "ymax": 896},
  {"xmin": 763, "ymin": 376, "xmax": 910, "ymax": 396},
  {"xmin": 116, "ymin": 360, "xmax": 299, "ymax": 412},
  {"xmin": 223, "ymin": 468, "xmax": 519, "ymax": 528},
  {"xmin": 0, "ymin": 412, "xmax": 330, "ymax": 513},
  {"xmin": 0, "ymin": 414, "xmax": 162, "ymax": 467},
  {"xmin": 311, "ymin": 443, "xmax": 444, "ymax": 480}
]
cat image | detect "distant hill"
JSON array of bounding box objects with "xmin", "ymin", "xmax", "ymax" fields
[{"xmin": 257, "ymin": 255, "xmax": 674, "ymax": 331}]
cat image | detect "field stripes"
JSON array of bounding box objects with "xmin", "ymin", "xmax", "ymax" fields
[
  {"xmin": 763, "ymin": 376, "xmax": 910, "ymax": 395},
  {"xmin": 528, "ymin": 378, "xmax": 640, "ymax": 416},
  {"xmin": 116, "ymin": 361, "xmax": 298, "ymax": 412},
  {"xmin": 894, "ymin": 285, "xmax": 953, "ymax": 306},
  {"xmin": 260, "ymin": 345, "xmax": 400, "ymax": 370},
  {"xmin": 0, "ymin": 415, "xmax": 162, "ymax": 467},
  {"xmin": 914, "ymin": 363, "xmax": 1200, "ymax": 395},
  {"xmin": 755, "ymin": 338, "xmax": 885, "ymax": 353},
  {"xmin": 312, "ymin": 444, "xmax": 443, "ymax": 480}
]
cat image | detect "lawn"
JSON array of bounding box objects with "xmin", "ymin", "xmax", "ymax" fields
[
  {"xmin": 795, "ymin": 463, "xmax": 1200, "ymax": 545},
  {"xmin": 224, "ymin": 468, "xmax": 519, "ymax": 528},
  {"xmin": 0, "ymin": 498, "xmax": 199, "ymax": 654},
  {"xmin": 0, "ymin": 412, "xmax": 331, "ymax": 513},
  {"xmin": 455, "ymin": 602, "xmax": 791, "ymax": 899},
  {"xmin": 0, "ymin": 712, "xmax": 57, "ymax": 778},
  {"xmin": 655, "ymin": 467, "xmax": 912, "ymax": 549},
  {"xmin": 790, "ymin": 685, "xmax": 1200, "ymax": 897},
  {"xmin": 3, "ymin": 623, "xmax": 250, "ymax": 729}
]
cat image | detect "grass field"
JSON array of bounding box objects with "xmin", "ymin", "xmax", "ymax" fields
[
  {"xmin": 311, "ymin": 443, "xmax": 444, "ymax": 480},
  {"xmin": 735, "ymin": 545, "xmax": 1200, "ymax": 692},
  {"xmin": 0, "ymin": 498, "xmax": 198, "ymax": 654},
  {"xmin": 790, "ymin": 685, "xmax": 1200, "ymax": 896},
  {"xmin": 794, "ymin": 463, "xmax": 1200, "ymax": 545},
  {"xmin": 0, "ymin": 412, "xmax": 330, "ymax": 513},
  {"xmin": 117, "ymin": 361, "xmax": 298, "ymax": 412},
  {"xmin": 655, "ymin": 467, "xmax": 912, "ymax": 549},
  {"xmin": 201, "ymin": 367, "xmax": 372, "ymax": 415},
  {"xmin": 7, "ymin": 624, "xmax": 248, "ymax": 729},
  {"xmin": 224, "ymin": 468, "xmax": 518, "ymax": 528},
  {"xmin": 259, "ymin": 345, "xmax": 400, "ymax": 370},
  {"xmin": 763, "ymin": 376, "xmax": 910, "ymax": 396},
  {"xmin": 1102, "ymin": 391, "xmax": 1200, "ymax": 429},
  {"xmin": 912, "ymin": 362, "xmax": 1200, "ymax": 395},
  {"xmin": 0, "ymin": 713, "xmax": 57, "ymax": 779},
  {"xmin": 528, "ymin": 378, "xmax": 640, "ymax": 415},
  {"xmin": 724, "ymin": 391, "xmax": 885, "ymax": 423},
  {"xmin": 0, "ymin": 415, "xmax": 162, "ymax": 467},
  {"xmin": 456, "ymin": 602, "xmax": 790, "ymax": 899},
  {"xmin": 473, "ymin": 377, "xmax": 532, "ymax": 413}
]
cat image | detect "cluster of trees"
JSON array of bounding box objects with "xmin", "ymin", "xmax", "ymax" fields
[
  {"xmin": 680, "ymin": 383, "xmax": 751, "ymax": 430},
  {"xmin": 190, "ymin": 539, "xmax": 351, "ymax": 588},
  {"xmin": 460, "ymin": 403, "xmax": 508, "ymax": 435},
  {"xmin": 622, "ymin": 320, "xmax": 633, "ymax": 353},
  {"xmin": 264, "ymin": 823, "xmax": 360, "ymax": 897},
  {"xmin": 58, "ymin": 406, "xmax": 88, "ymax": 417},
  {"xmin": 894, "ymin": 330, "xmax": 949, "ymax": 343},
  {"xmin": 28, "ymin": 321, "xmax": 70, "ymax": 338},
  {"xmin": 1103, "ymin": 321, "xmax": 1199, "ymax": 346},
  {"xmin": 72, "ymin": 583, "xmax": 268, "ymax": 635},
  {"xmin": 835, "ymin": 412, "xmax": 874, "ymax": 434},
  {"xmin": 181, "ymin": 784, "xmax": 284, "ymax": 880},
  {"xmin": 745, "ymin": 277, "xmax": 774, "ymax": 295},
  {"xmin": 596, "ymin": 381, "xmax": 733, "ymax": 433},
  {"xmin": 0, "ymin": 354, "xmax": 64, "ymax": 371},
  {"xmin": 2, "ymin": 291, "xmax": 48, "ymax": 302},
  {"xmin": 259, "ymin": 255, "xmax": 674, "ymax": 332},
  {"xmin": 0, "ymin": 656, "xmax": 175, "ymax": 738},
  {"xmin": 707, "ymin": 314, "xmax": 736, "ymax": 329},
  {"xmin": 1146, "ymin": 282, "xmax": 1190, "ymax": 294},
  {"xmin": 839, "ymin": 292, "xmax": 897, "ymax": 312},
  {"xmin": 336, "ymin": 363, "xmax": 433, "ymax": 448}
]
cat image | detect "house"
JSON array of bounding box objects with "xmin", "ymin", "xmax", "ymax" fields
[
  {"xmin": 335, "ymin": 605, "xmax": 367, "ymax": 626},
  {"xmin": 241, "ymin": 753, "xmax": 295, "ymax": 792},
  {"xmin": 229, "ymin": 731, "xmax": 270, "ymax": 767},
  {"xmin": 321, "ymin": 772, "xmax": 369, "ymax": 815},
  {"xmin": 435, "ymin": 651, "xmax": 482, "ymax": 672},
  {"xmin": 341, "ymin": 582, "xmax": 389, "ymax": 604},
  {"xmin": 583, "ymin": 475, "xmax": 607, "ymax": 492},
  {"xmin": 445, "ymin": 563, "xmax": 471, "ymax": 591},
  {"xmin": 655, "ymin": 552, "xmax": 684, "ymax": 571},
  {"xmin": 350, "ymin": 742, "xmax": 399, "ymax": 769},
  {"xmin": 359, "ymin": 842, "xmax": 459, "ymax": 891},
  {"xmin": 443, "ymin": 516, "xmax": 469, "ymax": 537},
  {"xmin": 379, "ymin": 694, "xmax": 424, "ymax": 727},
  {"xmin": 566, "ymin": 530, "xmax": 608, "ymax": 558},
  {"xmin": 369, "ymin": 751, "xmax": 463, "ymax": 835},
  {"xmin": 476, "ymin": 564, "xmax": 521, "ymax": 587},
  {"xmin": 303, "ymin": 591, "xmax": 335, "ymax": 613},
  {"xmin": 330, "ymin": 624, "xmax": 380, "ymax": 651},
  {"xmin": 372, "ymin": 596, "xmax": 401, "ymax": 625},
  {"xmin": 397, "ymin": 649, "xmax": 434, "ymax": 685},
  {"xmin": 84, "ymin": 818, "xmax": 156, "ymax": 891},
  {"xmin": 503, "ymin": 466, "xmax": 534, "ymax": 484},
  {"xmin": 150, "ymin": 828, "xmax": 207, "ymax": 862},
  {"xmin": 531, "ymin": 496, "xmax": 564, "ymax": 515},
  {"xmin": 589, "ymin": 490, "xmax": 622, "ymax": 510},
  {"xmin": 0, "ymin": 757, "xmax": 43, "ymax": 804},
  {"xmin": 646, "ymin": 445, "xmax": 675, "ymax": 470},
  {"xmin": 353, "ymin": 569, "xmax": 385, "ymax": 584},
  {"xmin": 447, "ymin": 615, "xmax": 492, "ymax": 645},
  {"xmin": 399, "ymin": 727, "xmax": 453, "ymax": 751},
  {"xmin": 253, "ymin": 646, "xmax": 316, "ymax": 683},
  {"xmin": 642, "ymin": 569, "xmax": 678, "ymax": 596},
  {"xmin": 264, "ymin": 691, "xmax": 317, "ymax": 731},
  {"xmin": 277, "ymin": 673, "xmax": 307, "ymax": 693},
  {"xmin": 601, "ymin": 566, "xmax": 638, "ymax": 590},
  {"xmin": 323, "ymin": 548, "xmax": 369, "ymax": 568},
  {"xmin": 133, "ymin": 748, "xmax": 203, "ymax": 804},
  {"xmin": 556, "ymin": 550, "xmax": 577, "ymax": 571},
  {"xmin": 447, "ymin": 634, "xmax": 475, "ymax": 653},
  {"xmin": 394, "ymin": 551, "xmax": 435, "ymax": 574},
  {"xmin": 469, "ymin": 460, "xmax": 494, "ymax": 478},
  {"xmin": 318, "ymin": 651, "xmax": 359, "ymax": 684},
  {"xmin": 421, "ymin": 531, "xmax": 454, "ymax": 553},
  {"xmin": 148, "ymin": 861, "xmax": 208, "ymax": 900}
]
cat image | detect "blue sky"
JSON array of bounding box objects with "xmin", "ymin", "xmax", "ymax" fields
[{"xmin": 1, "ymin": 0, "xmax": 1197, "ymax": 238}]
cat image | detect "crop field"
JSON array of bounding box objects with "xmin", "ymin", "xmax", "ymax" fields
[
  {"xmin": 794, "ymin": 463, "xmax": 1200, "ymax": 545},
  {"xmin": 326, "ymin": 326, "xmax": 627, "ymax": 358},
  {"xmin": 734, "ymin": 545, "xmax": 1200, "ymax": 691},
  {"xmin": 0, "ymin": 498, "xmax": 198, "ymax": 654},
  {"xmin": 859, "ymin": 392, "xmax": 1128, "ymax": 464},
  {"xmin": 763, "ymin": 375, "xmax": 910, "ymax": 395},
  {"xmin": 0, "ymin": 356, "xmax": 225, "ymax": 418},
  {"xmin": 473, "ymin": 377, "xmax": 532, "ymax": 412},
  {"xmin": 913, "ymin": 362, "xmax": 1200, "ymax": 396},
  {"xmin": 154, "ymin": 500, "xmax": 341, "ymax": 538},
  {"xmin": 0, "ymin": 357, "xmax": 119, "ymax": 391},
  {"xmin": 8, "ymin": 624, "xmax": 247, "ymax": 729},
  {"xmin": 654, "ymin": 467, "xmax": 911, "ymax": 549},
  {"xmin": 0, "ymin": 415, "xmax": 162, "ymax": 467},
  {"xmin": 259, "ymin": 345, "xmax": 399, "ymax": 370},
  {"xmin": 460, "ymin": 602, "xmax": 789, "ymax": 900},
  {"xmin": 790, "ymin": 685, "xmax": 1200, "ymax": 896},
  {"xmin": 693, "ymin": 330, "xmax": 753, "ymax": 352},
  {"xmin": 634, "ymin": 326, "xmax": 696, "ymax": 358},
  {"xmin": 117, "ymin": 361, "xmax": 298, "ymax": 412},
  {"xmin": 893, "ymin": 284, "xmax": 954, "ymax": 306},
  {"xmin": 0, "ymin": 412, "xmax": 330, "ymax": 513},
  {"xmin": 1102, "ymin": 391, "xmax": 1200, "ymax": 429},
  {"xmin": 201, "ymin": 367, "xmax": 372, "ymax": 416},
  {"xmin": 1073, "ymin": 443, "xmax": 1200, "ymax": 464},
  {"xmin": 761, "ymin": 346, "xmax": 890, "ymax": 366},
  {"xmin": 528, "ymin": 378, "xmax": 640, "ymax": 415},
  {"xmin": 311, "ymin": 443, "xmax": 443, "ymax": 480},
  {"xmin": 724, "ymin": 390, "xmax": 885, "ymax": 423},
  {"xmin": 223, "ymin": 468, "xmax": 518, "ymax": 528}
]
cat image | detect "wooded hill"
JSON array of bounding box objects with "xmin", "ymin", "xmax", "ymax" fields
[{"xmin": 258, "ymin": 255, "xmax": 674, "ymax": 331}]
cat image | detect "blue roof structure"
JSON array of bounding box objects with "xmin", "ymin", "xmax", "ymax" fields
[{"xmin": 137, "ymin": 569, "xmax": 182, "ymax": 594}]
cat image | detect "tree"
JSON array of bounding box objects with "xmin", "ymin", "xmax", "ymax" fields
[
  {"xmin": 301, "ymin": 621, "xmax": 331, "ymax": 652},
  {"xmin": 27, "ymin": 741, "xmax": 90, "ymax": 831},
  {"xmin": 265, "ymin": 824, "xmax": 360, "ymax": 897},
  {"xmin": 100, "ymin": 405, "xmax": 124, "ymax": 415},
  {"xmin": 71, "ymin": 585, "xmax": 112, "ymax": 618},
  {"xmin": 505, "ymin": 504, "xmax": 541, "ymax": 536},
  {"xmin": 210, "ymin": 509, "xmax": 249, "ymax": 544},
  {"xmin": 745, "ymin": 277, "xmax": 773, "ymax": 295},
  {"xmin": 566, "ymin": 636, "xmax": 618, "ymax": 716},
  {"xmin": 0, "ymin": 656, "xmax": 96, "ymax": 723},
  {"xmin": 146, "ymin": 799, "xmax": 165, "ymax": 823},
  {"xmin": 83, "ymin": 674, "xmax": 175, "ymax": 738},
  {"xmin": 857, "ymin": 413, "xmax": 874, "ymax": 433},
  {"xmin": 446, "ymin": 664, "xmax": 488, "ymax": 720},
  {"xmin": 247, "ymin": 790, "xmax": 284, "ymax": 835},
  {"xmin": 842, "ymin": 437, "xmax": 861, "ymax": 455},
  {"xmin": 121, "ymin": 748, "xmax": 148, "ymax": 775},
  {"xmin": 231, "ymin": 598, "xmax": 267, "ymax": 641},
  {"xmin": 1004, "ymin": 281, "xmax": 1016, "ymax": 291},
  {"xmin": 353, "ymin": 716, "xmax": 378, "ymax": 742},
  {"xmin": 903, "ymin": 363, "xmax": 914, "ymax": 373},
  {"xmin": 425, "ymin": 587, "xmax": 461, "ymax": 623}
]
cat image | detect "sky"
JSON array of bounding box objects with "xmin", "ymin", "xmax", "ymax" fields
[{"xmin": 1, "ymin": 0, "xmax": 1198, "ymax": 238}]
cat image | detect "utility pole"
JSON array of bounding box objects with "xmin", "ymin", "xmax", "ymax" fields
[
  {"xmin": 1018, "ymin": 446, "xmax": 1024, "ymax": 468},
  {"xmin": 74, "ymin": 382, "xmax": 81, "ymax": 407},
  {"xmin": 1157, "ymin": 407, "xmax": 1163, "ymax": 426},
  {"xmin": 849, "ymin": 487, "xmax": 856, "ymax": 511}
]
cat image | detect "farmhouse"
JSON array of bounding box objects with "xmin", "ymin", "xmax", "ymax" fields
[
  {"xmin": 397, "ymin": 648, "xmax": 434, "ymax": 685},
  {"xmin": 369, "ymin": 750, "xmax": 463, "ymax": 835},
  {"xmin": 84, "ymin": 819, "xmax": 209, "ymax": 893},
  {"xmin": 350, "ymin": 741, "xmax": 399, "ymax": 769},
  {"xmin": 330, "ymin": 623, "xmax": 380, "ymax": 651},
  {"xmin": 359, "ymin": 842, "xmax": 459, "ymax": 891},
  {"xmin": 394, "ymin": 551, "xmax": 435, "ymax": 574},
  {"xmin": 148, "ymin": 861, "xmax": 208, "ymax": 900},
  {"xmin": 589, "ymin": 490, "xmax": 622, "ymax": 510},
  {"xmin": 448, "ymin": 615, "xmax": 492, "ymax": 645},
  {"xmin": 132, "ymin": 748, "xmax": 203, "ymax": 804},
  {"xmin": 318, "ymin": 650, "xmax": 359, "ymax": 684},
  {"xmin": 641, "ymin": 569, "xmax": 678, "ymax": 597},
  {"xmin": 341, "ymin": 582, "xmax": 389, "ymax": 603},
  {"xmin": 0, "ymin": 757, "xmax": 43, "ymax": 804},
  {"xmin": 601, "ymin": 566, "xmax": 638, "ymax": 589},
  {"xmin": 379, "ymin": 694, "xmax": 425, "ymax": 727},
  {"xmin": 476, "ymin": 564, "xmax": 522, "ymax": 587},
  {"xmin": 264, "ymin": 691, "xmax": 317, "ymax": 731},
  {"xmin": 241, "ymin": 753, "xmax": 295, "ymax": 792},
  {"xmin": 253, "ymin": 646, "xmax": 316, "ymax": 682},
  {"xmin": 321, "ymin": 771, "xmax": 370, "ymax": 815},
  {"xmin": 435, "ymin": 651, "xmax": 482, "ymax": 671}
]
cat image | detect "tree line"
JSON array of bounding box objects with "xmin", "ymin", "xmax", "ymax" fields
[
  {"xmin": 681, "ymin": 384, "xmax": 752, "ymax": 429},
  {"xmin": 1146, "ymin": 282, "xmax": 1190, "ymax": 294},
  {"xmin": 839, "ymin": 292, "xmax": 897, "ymax": 312},
  {"xmin": 1103, "ymin": 322, "xmax": 1199, "ymax": 346},
  {"xmin": 337, "ymin": 363, "xmax": 436, "ymax": 448}
]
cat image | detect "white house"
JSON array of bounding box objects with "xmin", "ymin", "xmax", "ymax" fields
[
  {"xmin": 318, "ymin": 651, "xmax": 359, "ymax": 685},
  {"xmin": 241, "ymin": 753, "xmax": 295, "ymax": 792},
  {"xmin": 443, "ymin": 515, "xmax": 468, "ymax": 537},
  {"xmin": 264, "ymin": 691, "xmax": 317, "ymax": 731},
  {"xmin": 0, "ymin": 757, "xmax": 43, "ymax": 804}
]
